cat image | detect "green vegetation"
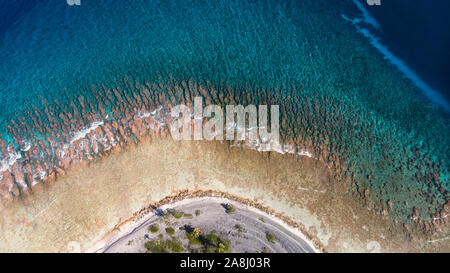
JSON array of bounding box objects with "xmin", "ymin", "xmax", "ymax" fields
[
  {"xmin": 186, "ymin": 234, "xmax": 202, "ymax": 246},
  {"xmin": 145, "ymin": 237, "xmax": 184, "ymax": 253},
  {"xmin": 266, "ymin": 233, "xmax": 275, "ymax": 243},
  {"xmin": 145, "ymin": 239, "xmax": 167, "ymax": 253},
  {"xmin": 192, "ymin": 228, "xmax": 201, "ymax": 238},
  {"xmin": 171, "ymin": 210, "xmax": 184, "ymax": 219},
  {"xmin": 184, "ymin": 213, "xmax": 193, "ymax": 219},
  {"xmin": 234, "ymin": 224, "xmax": 243, "ymax": 233},
  {"xmin": 149, "ymin": 223, "xmax": 159, "ymax": 233},
  {"xmin": 167, "ymin": 237, "xmax": 184, "ymax": 253},
  {"xmin": 195, "ymin": 209, "xmax": 201, "ymax": 216},
  {"xmin": 186, "ymin": 227, "xmax": 203, "ymax": 245},
  {"xmin": 225, "ymin": 204, "xmax": 235, "ymax": 214},
  {"xmin": 185, "ymin": 227, "xmax": 230, "ymax": 253},
  {"xmin": 165, "ymin": 227, "xmax": 175, "ymax": 235},
  {"xmin": 263, "ymin": 247, "xmax": 270, "ymax": 253}
]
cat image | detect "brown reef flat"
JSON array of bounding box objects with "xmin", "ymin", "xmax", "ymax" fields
[{"xmin": 0, "ymin": 135, "xmax": 447, "ymax": 252}]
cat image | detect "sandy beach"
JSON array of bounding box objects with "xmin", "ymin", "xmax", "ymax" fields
[{"xmin": 1, "ymin": 136, "xmax": 446, "ymax": 253}]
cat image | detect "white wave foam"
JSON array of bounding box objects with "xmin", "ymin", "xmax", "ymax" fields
[
  {"xmin": 70, "ymin": 121, "xmax": 104, "ymax": 144},
  {"xmin": 39, "ymin": 170, "xmax": 47, "ymax": 180},
  {"xmin": 0, "ymin": 149, "xmax": 22, "ymax": 173},
  {"xmin": 20, "ymin": 140, "xmax": 31, "ymax": 152},
  {"xmin": 137, "ymin": 111, "xmax": 151, "ymax": 119},
  {"xmin": 297, "ymin": 150, "xmax": 313, "ymax": 158},
  {"xmin": 58, "ymin": 149, "xmax": 66, "ymax": 158}
]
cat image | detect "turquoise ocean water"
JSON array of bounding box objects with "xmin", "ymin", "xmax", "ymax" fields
[{"xmin": 0, "ymin": 0, "xmax": 449, "ymax": 231}]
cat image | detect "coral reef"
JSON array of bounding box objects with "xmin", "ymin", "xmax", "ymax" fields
[{"xmin": 0, "ymin": 0, "xmax": 448, "ymax": 244}]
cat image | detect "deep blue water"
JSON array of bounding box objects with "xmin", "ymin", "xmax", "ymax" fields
[{"xmin": 367, "ymin": 0, "xmax": 450, "ymax": 103}]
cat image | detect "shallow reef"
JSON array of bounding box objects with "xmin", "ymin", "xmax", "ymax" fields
[{"xmin": 0, "ymin": 0, "xmax": 448, "ymax": 242}]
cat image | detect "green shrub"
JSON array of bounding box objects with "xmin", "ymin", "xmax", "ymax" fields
[
  {"xmin": 186, "ymin": 233, "xmax": 202, "ymax": 245},
  {"xmin": 145, "ymin": 237, "xmax": 184, "ymax": 253},
  {"xmin": 266, "ymin": 233, "xmax": 275, "ymax": 243},
  {"xmin": 184, "ymin": 227, "xmax": 230, "ymax": 253},
  {"xmin": 234, "ymin": 224, "xmax": 243, "ymax": 233},
  {"xmin": 145, "ymin": 240, "xmax": 168, "ymax": 253},
  {"xmin": 171, "ymin": 210, "xmax": 184, "ymax": 219},
  {"xmin": 167, "ymin": 237, "xmax": 184, "ymax": 253},
  {"xmin": 165, "ymin": 227, "xmax": 175, "ymax": 235},
  {"xmin": 149, "ymin": 223, "xmax": 159, "ymax": 233},
  {"xmin": 225, "ymin": 204, "xmax": 235, "ymax": 214}
]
